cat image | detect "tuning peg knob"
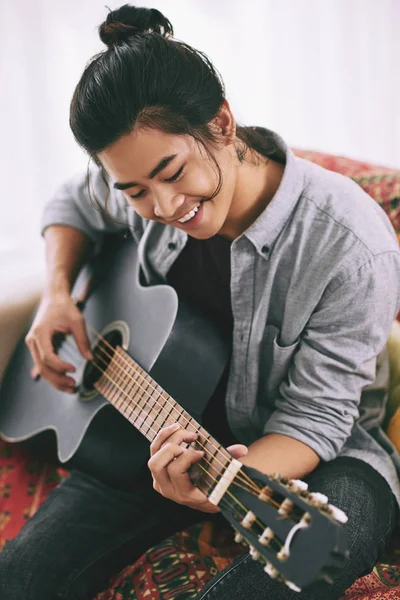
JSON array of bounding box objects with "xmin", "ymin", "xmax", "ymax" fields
[
  {"xmin": 249, "ymin": 545, "xmax": 261, "ymax": 560},
  {"xmin": 284, "ymin": 579, "xmax": 302, "ymax": 592},
  {"xmin": 234, "ymin": 531, "xmax": 244, "ymax": 543},
  {"xmin": 309, "ymin": 492, "xmax": 328, "ymax": 504},
  {"xmin": 278, "ymin": 498, "xmax": 294, "ymax": 516},
  {"xmin": 328, "ymin": 504, "xmax": 348, "ymax": 524},
  {"xmin": 289, "ymin": 479, "xmax": 308, "ymax": 492},
  {"xmin": 259, "ymin": 527, "xmax": 274, "ymax": 546},
  {"xmin": 241, "ymin": 510, "xmax": 256, "ymax": 529},
  {"xmin": 264, "ymin": 562, "xmax": 279, "ymax": 579}
]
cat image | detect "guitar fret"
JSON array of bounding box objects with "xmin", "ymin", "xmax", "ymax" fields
[
  {"xmin": 94, "ymin": 347, "xmax": 232, "ymax": 499},
  {"xmin": 134, "ymin": 367, "xmax": 155, "ymax": 436},
  {"xmin": 154, "ymin": 390, "xmax": 169, "ymax": 430},
  {"xmin": 132, "ymin": 372, "xmax": 150, "ymax": 429},
  {"xmin": 112, "ymin": 356, "xmax": 135, "ymax": 419},
  {"xmin": 125, "ymin": 356, "xmax": 146, "ymax": 424}
]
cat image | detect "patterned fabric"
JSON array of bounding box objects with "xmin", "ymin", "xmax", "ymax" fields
[
  {"xmin": 294, "ymin": 149, "xmax": 400, "ymax": 242},
  {"xmin": 0, "ymin": 436, "xmax": 399, "ymax": 599},
  {"xmin": 1, "ymin": 150, "xmax": 400, "ymax": 599}
]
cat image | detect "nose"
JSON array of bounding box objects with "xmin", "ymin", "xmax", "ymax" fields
[{"xmin": 153, "ymin": 193, "xmax": 185, "ymax": 221}]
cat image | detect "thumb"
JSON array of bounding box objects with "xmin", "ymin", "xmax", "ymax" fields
[
  {"xmin": 72, "ymin": 321, "xmax": 93, "ymax": 361},
  {"xmin": 226, "ymin": 444, "xmax": 248, "ymax": 460}
]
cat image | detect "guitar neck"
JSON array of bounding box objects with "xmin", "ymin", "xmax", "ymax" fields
[{"xmin": 94, "ymin": 346, "xmax": 234, "ymax": 495}]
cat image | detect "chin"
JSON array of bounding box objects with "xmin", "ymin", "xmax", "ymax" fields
[{"xmin": 187, "ymin": 228, "xmax": 216, "ymax": 240}]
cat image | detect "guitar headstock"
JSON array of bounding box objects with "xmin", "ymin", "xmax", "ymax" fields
[{"xmin": 217, "ymin": 463, "xmax": 349, "ymax": 593}]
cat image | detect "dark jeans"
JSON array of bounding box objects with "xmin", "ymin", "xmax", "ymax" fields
[{"xmin": 0, "ymin": 457, "xmax": 397, "ymax": 600}]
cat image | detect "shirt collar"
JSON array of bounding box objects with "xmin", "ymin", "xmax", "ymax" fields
[{"xmin": 242, "ymin": 128, "xmax": 305, "ymax": 257}]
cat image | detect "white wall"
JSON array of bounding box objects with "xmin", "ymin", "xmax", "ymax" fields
[{"xmin": 1, "ymin": 0, "xmax": 399, "ymax": 260}]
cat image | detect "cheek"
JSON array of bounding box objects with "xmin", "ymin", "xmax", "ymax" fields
[
  {"xmin": 125, "ymin": 197, "xmax": 154, "ymax": 219},
  {"xmin": 187, "ymin": 164, "xmax": 218, "ymax": 197}
]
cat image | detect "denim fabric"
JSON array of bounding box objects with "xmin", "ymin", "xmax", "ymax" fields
[{"xmin": 0, "ymin": 457, "xmax": 396, "ymax": 600}]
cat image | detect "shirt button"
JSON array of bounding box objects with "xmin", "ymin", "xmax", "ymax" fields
[
  {"xmin": 168, "ymin": 242, "xmax": 177, "ymax": 251},
  {"xmin": 262, "ymin": 244, "xmax": 270, "ymax": 254}
]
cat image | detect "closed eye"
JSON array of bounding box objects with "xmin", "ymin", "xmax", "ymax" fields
[{"xmin": 129, "ymin": 166, "xmax": 185, "ymax": 199}]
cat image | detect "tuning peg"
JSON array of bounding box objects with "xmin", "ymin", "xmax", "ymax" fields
[
  {"xmin": 258, "ymin": 486, "xmax": 273, "ymax": 501},
  {"xmin": 284, "ymin": 579, "xmax": 302, "ymax": 593},
  {"xmin": 288, "ymin": 479, "xmax": 308, "ymax": 492},
  {"xmin": 277, "ymin": 548, "xmax": 289, "ymax": 561},
  {"xmin": 241, "ymin": 510, "xmax": 256, "ymax": 529},
  {"xmin": 259, "ymin": 527, "xmax": 274, "ymax": 546},
  {"xmin": 264, "ymin": 562, "xmax": 279, "ymax": 579},
  {"xmin": 234, "ymin": 531, "xmax": 244, "ymax": 543},
  {"xmin": 328, "ymin": 504, "xmax": 348, "ymax": 524},
  {"xmin": 249, "ymin": 545, "xmax": 261, "ymax": 560},
  {"xmin": 309, "ymin": 492, "xmax": 328, "ymax": 505},
  {"xmin": 278, "ymin": 498, "xmax": 294, "ymax": 516}
]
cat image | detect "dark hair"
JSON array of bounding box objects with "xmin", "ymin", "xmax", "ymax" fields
[{"xmin": 69, "ymin": 4, "xmax": 275, "ymax": 213}]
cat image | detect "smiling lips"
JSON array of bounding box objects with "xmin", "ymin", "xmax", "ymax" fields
[{"xmin": 177, "ymin": 203, "xmax": 200, "ymax": 223}]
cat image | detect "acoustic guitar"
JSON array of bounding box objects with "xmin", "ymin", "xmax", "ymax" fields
[{"xmin": 0, "ymin": 234, "xmax": 349, "ymax": 592}]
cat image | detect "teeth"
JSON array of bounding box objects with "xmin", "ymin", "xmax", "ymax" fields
[{"xmin": 178, "ymin": 205, "xmax": 199, "ymax": 223}]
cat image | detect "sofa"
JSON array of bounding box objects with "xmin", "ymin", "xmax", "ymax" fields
[{"xmin": 0, "ymin": 148, "xmax": 400, "ymax": 599}]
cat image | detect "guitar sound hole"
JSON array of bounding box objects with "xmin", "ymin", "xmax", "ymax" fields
[{"xmin": 82, "ymin": 330, "xmax": 123, "ymax": 391}]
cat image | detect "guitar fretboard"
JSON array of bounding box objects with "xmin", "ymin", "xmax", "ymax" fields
[{"xmin": 94, "ymin": 346, "xmax": 234, "ymax": 496}]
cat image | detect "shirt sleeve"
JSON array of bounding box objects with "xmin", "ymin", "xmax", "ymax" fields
[
  {"xmin": 263, "ymin": 251, "xmax": 400, "ymax": 461},
  {"xmin": 40, "ymin": 164, "xmax": 136, "ymax": 248}
]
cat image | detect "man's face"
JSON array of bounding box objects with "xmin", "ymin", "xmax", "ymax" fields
[{"xmin": 98, "ymin": 126, "xmax": 238, "ymax": 240}]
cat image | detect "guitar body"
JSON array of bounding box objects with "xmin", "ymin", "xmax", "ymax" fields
[
  {"xmin": 0, "ymin": 235, "xmax": 350, "ymax": 589},
  {"xmin": 0, "ymin": 235, "xmax": 229, "ymax": 487}
]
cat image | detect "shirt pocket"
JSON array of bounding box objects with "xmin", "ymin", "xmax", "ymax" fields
[{"xmin": 260, "ymin": 324, "xmax": 300, "ymax": 402}]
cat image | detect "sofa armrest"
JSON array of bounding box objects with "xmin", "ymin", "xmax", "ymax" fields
[{"xmin": 0, "ymin": 253, "xmax": 44, "ymax": 383}]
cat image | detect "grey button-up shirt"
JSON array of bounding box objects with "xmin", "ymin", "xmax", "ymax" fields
[{"xmin": 42, "ymin": 128, "xmax": 400, "ymax": 508}]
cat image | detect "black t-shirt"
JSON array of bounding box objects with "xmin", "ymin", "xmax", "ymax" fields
[{"xmin": 167, "ymin": 235, "xmax": 238, "ymax": 447}]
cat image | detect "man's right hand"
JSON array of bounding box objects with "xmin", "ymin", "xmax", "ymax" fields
[{"xmin": 25, "ymin": 293, "xmax": 93, "ymax": 393}]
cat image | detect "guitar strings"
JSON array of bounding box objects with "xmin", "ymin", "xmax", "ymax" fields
[
  {"xmin": 61, "ymin": 327, "xmax": 304, "ymax": 540},
  {"xmin": 61, "ymin": 339, "xmax": 284, "ymax": 546},
  {"xmin": 64, "ymin": 328, "xmax": 302, "ymax": 543},
  {"xmin": 83, "ymin": 325, "xmax": 272, "ymax": 500},
  {"xmin": 85, "ymin": 323, "xmax": 273, "ymax": 498},
  {"xmin": 62, "ymin": 337, "xmax": 270, "ymax": 503}
]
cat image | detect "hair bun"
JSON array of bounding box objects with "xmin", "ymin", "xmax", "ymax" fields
[{"xmin": 99, "ymin": 4, "xmax": 173, "ymax": 48}]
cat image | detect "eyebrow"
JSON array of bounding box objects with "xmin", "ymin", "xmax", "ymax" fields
[{"xmin": 113, "ymin": 154, "xmax": 178, "ymax": 190}]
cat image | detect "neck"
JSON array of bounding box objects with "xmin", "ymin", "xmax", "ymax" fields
[
  {"xmin": 94, "ymin": 345, "xmax": 234, "ymax": 495},
  {"xmin": 219, "ymin": 157, "xmax": 285, "ymax": 240}
]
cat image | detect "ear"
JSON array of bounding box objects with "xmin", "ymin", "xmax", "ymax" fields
[{"xmin": 210, "ymin": 98, "xmax": 236, "ymax": 146}]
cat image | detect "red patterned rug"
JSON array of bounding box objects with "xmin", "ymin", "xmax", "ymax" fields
[{"xmin": 0, "ymin": 439, "xmax": 399, "ymax": 599}]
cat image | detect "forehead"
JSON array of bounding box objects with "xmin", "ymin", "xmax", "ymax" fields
[{"xmin": 99, "ymin": 128, "xmax": 193, "ymax": 180}]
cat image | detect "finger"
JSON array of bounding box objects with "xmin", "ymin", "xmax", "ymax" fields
[
  {"xmin": 168, "ymin": 449, "xmax": 205, "ymax": 483},
  {"xmin": 148, "ymin": 442, "xmax": 185, "ymax": 497},
  {"xmin": 152, "ymin": 479, "xmax": 161, "ymax": 493},
  {"xmin": 148, "ymin": 441, "xmax": 184, "ymax": 476},
  {"xmin": 33, "ymin": 332, "xmax": 76, "ymax": 374},
  {"xmin": 150, "ymin": 423, "xmax": 183, "ymax": 456},
  {"xmin": 167, "ymin": 451, "xmax": 209, "ymax": 502},
  {"xmin": 159, "ymin": 429, "xmax": 198, "ymax": 452},
  {"xmin": 30, "ymin": 340, "xmax": 76, "ymax": 393},
  {"xmin": 30, "ymin": 366, "xmax": 40, "ymax": 380},
  {"xmin": 226, "ymin": 444, "xmax": 248, "ymax": 459},
  {"xmin": 29, "ymin": 340, "xmax": 41, "ymax": 381},
  {"xmin": 71, "ymin": 318, "xmax": 93, "ymax": 361}
]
